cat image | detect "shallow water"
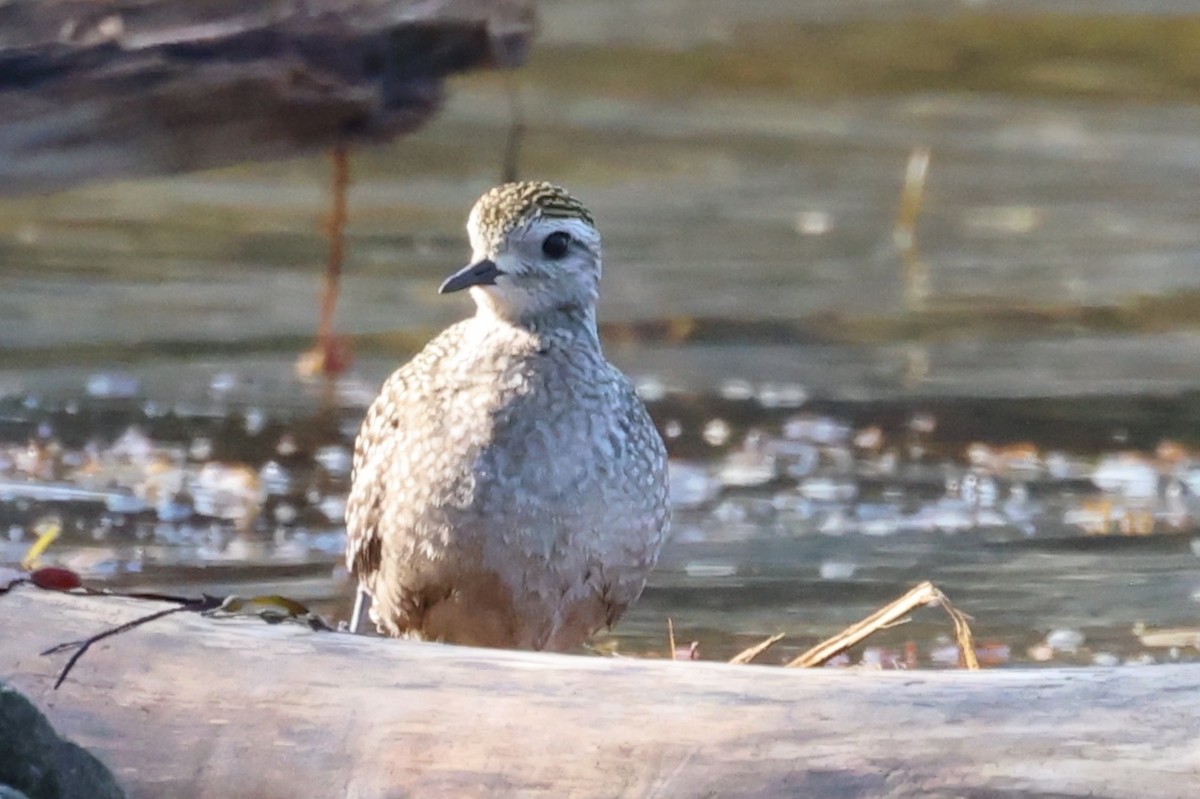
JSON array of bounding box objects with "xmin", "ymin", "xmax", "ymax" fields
[
  {"xmin": 2, "ymin": 379, "xmax": 1198, "ymax": 667},
  {"xmin": 3, "ymin": 1, "xmax": 1200, "ymax": 668}
]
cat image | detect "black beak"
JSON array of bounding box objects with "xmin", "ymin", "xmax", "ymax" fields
[{"xmin": 438, "ymin": 259, "xmax": 500, "ymax": 294}]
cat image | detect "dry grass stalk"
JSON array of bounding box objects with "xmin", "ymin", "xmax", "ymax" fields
[
  {"xmin": 1135, "ymin": 623, "xmax": 1200, "ymax": 649},
  {"xmin": 894, "ymin": 147, "xmax": 930, "ymax": 244},
  {"xmin": 785, "ymin": 580, "xmax": 979, "ymax": 670},
  {"xmin": 501, "ymin": 71, "xmax": 524, "ymax": 183},
  {"xmin": 667, "ymin": 616, "xmax": 676, "ymax": 659},
  {"xmin": 940, "ymin": 591, "xmax": 980, "ymax": 670},
  {"xmin": 894, "ymin": 146, "xmax": 931, "ymax": 312},
  {"xmin": 728, "ymin": 632, "xmax": 786, "ymax": 665}
]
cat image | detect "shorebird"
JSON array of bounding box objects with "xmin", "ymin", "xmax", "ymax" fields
[{"xmin": 345, "ymin": 181, "xmax": 670, "ymax": 650}]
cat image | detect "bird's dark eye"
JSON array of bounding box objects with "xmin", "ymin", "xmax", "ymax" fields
[{"xmin": 541, "ymin": 231, "xmax": 571, "ymax": 260}]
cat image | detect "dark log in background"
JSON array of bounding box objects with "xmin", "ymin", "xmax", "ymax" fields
[
  {"xmin": 2, "ymin": 588, "xmax": 1198, "ymax": 799},
  {"xmin": 0, "ymin": 0, "xmax": 534, "ymax": 194}
]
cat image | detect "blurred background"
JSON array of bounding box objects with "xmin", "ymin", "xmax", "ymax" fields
[{"xmin": 4, "ymin": 0, "xmax": 1200, "ymax": 667}]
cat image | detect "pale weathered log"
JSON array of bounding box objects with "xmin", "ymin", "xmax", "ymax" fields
[
  {"xmin": 0, "ymin": 0, "xmax": 534, "ymax": 194},
  {"xmin": 1, "ymin": 587, "xmax": 1198, "ymax": 799}
]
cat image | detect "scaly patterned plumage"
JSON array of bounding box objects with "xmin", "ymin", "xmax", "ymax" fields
[{"xmin": 345, "ymin": 182, "xmax": 670, "ymax": 650}]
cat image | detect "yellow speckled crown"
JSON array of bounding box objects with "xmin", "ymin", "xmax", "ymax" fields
[{"xmin": 472, "ymin": 181, "xmax": 594, "ymax": 243}]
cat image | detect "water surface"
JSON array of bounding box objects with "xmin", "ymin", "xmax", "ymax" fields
[{"xmin": 3, "ymin": 1, "xmax": 1200, "ymax": 667}]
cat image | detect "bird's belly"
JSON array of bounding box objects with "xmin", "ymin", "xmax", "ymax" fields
[
  {"xmin": 372, "ymin": 383, "xmax": 665, "ymax": 650},
  {"xmin": 403, "ymin": 460, "xmax": 651, "ymax": 650}
]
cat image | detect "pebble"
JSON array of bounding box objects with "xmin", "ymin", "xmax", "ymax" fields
[
  {"xmin": 702, "ymin": 418, "xmax": 731, "ymax": 447},
  {"xmin": 1091, "ymin": 454, "xmax": 1159, "ymax": 498},
  {"xmin": 668, "ymin": 461, "xmax": 720, "ymax": 509},
  {"xmin": 818, "ymin": 560, "xmax": 857, "ymax": 580},
  {"xmin": 314, "ymin": 445, "xmax": 353, "ymax": 479},
  {"xmin": 1044, "ymin": 628, "xmax": 1085, "ymax": 653},
  {"xmin": 86, "ymin": 372, "xmax": 140, "ymax": 399}
]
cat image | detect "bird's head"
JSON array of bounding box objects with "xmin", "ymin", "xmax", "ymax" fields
[{"xmin": 439, "ymin": 181, "xmax": 602, "ymax": 323}]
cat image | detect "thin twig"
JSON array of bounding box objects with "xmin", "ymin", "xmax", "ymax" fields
[
  {"xmin": 667, "ymin": 617, "xmax": 676, "ymax": 659},
  {"xmin": 729, "ymin": 633, "xmax": 785, "ymax": 665},
  {"xmin": 85, "ymin": 587, "xmax": 209, "ymax": 604},
  {"xmin": 42, "ymin": 601, "xmax": 219, "ymax": 689},
  {"xmin": 0, "ymin": 577, "xmax": 29, "ymax": 596},
  {"xmin": 30, "ymin": 584, "xmax": 331, "ymax": 689}
]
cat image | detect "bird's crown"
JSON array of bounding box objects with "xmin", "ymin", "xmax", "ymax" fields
[{"xmin": 470, "ymin": 181, "xmax": 594, "ymax": 243}]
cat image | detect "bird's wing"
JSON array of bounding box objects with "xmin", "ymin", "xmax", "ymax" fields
[
  {"xmin": 600, "ymin": 374, "xmax": 673, "ymax": 620},
  {"xmin": 344, "ymin": 371, "xmax": 399, "ymax": 578},
  {"xmin": 343, "ymin": 322, "xmax": 468, "ymax": 581}
]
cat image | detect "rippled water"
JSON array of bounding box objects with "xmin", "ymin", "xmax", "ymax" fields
[
  {"xmin": 2, "ymin": 378, "xmax": 1198, "ymax": 667},
  {"xmin": 3, "ymin": 1, "xmax": 1200, "ymax": 667}
]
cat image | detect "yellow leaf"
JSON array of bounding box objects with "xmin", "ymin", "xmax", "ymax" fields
[
  {"xmin": 21, "ymin": 517, "xmax": 62, "ymax": 571},
  {"xmin": 246, "ymin": 595, "xmax": 311, "ymax": 617}
]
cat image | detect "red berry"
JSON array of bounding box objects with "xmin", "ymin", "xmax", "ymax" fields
[{"xmin": 30, "ymin": 567, "xmax": 82, "ymax": 591}]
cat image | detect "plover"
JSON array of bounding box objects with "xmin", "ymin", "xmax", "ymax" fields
[{"xmin": 346, "ymin": 181, "xmax": 670, "ymax": 650}]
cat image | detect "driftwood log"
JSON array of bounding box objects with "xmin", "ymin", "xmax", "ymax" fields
[
  {"xmin": 0, "ymin": 0, "xmax": 534, "ymax": 194},
  {"xmin": 1, "ymin": 588, "xmax": 1198, "ymax": 798}
]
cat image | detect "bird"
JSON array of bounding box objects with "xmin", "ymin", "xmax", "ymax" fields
[{"xmin": 345, "ymin": 181, "xmax": 671, "ymax": 650}]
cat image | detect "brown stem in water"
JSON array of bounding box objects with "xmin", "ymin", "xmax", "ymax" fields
[{"xmin": 317, "ymin": 143, "xmax": 350, "ymax": 357}]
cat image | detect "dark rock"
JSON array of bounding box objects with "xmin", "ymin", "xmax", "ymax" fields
[{"xmin": 0, "ymin": 682, "xmax": 126, "ymax": 799}]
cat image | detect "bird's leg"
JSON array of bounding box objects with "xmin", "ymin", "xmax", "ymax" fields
[{"xmin": 349, "ymin": 588, "xmax": 374, "ymax": 635}]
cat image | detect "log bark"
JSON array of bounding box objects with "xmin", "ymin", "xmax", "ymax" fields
[
  {"xmin": 0, "ymin": 0, "xmax": 534, "ymax": 194},
  {"xmin": 1, "ymin": 588, "xmax": 1198, "ymax": 799}
]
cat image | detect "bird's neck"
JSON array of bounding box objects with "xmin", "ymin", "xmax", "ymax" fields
[
  {"xmin": 477, "ymin": 303, "xmax": 601, "ymax": 351},
  {"xmin": 529, "ymin": 303, "xmax": 599, "ymax": 338}
]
